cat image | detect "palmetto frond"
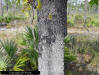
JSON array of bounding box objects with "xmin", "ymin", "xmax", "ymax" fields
[
  {"xmin": 0, "ymin": 50, "xmax": 10, "ymax": 71},
  {"xmin": 24, "ymin": 26, "xmax": 38, "ymax": 51},
  {"xmin": 23, "ymin": 26, "xmax": 38, "ymax": 70},
  {"xmin": 13, "ymin": 56, "xmax": 29, "ymax": 71},
  {"xmin": 0, "ymin": 40, "xmax": 17, "ymax": 58}
]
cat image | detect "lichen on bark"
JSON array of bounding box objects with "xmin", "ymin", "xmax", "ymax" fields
[{"xmin": 37, "ymin": 0, "xmax": 67, "ymax": 75}]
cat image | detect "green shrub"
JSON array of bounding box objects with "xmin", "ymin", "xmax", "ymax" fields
[
  {"xmin": 67, "ymin": 20, "xmax": 74, "ymax": 27},
  {"xmin": 89, "ymin": 19, "xmax": 99, "ymax": 27},
  {"xmin": 16, "ymin": 26, "xmax": 39, "ymax": 70},
  {"xmin": 64, "ymin": 35, "xmax": 71, "ymax": 44},
  {"xmin": 90, "ymin": 20, "xmax": 95, "ymax": 26},
  {"xmin": 0, "ymin": 16, "xmax": 4, "ymax": 23},
  {"xmin": 74, "ymin": 14, "xmax": 83, "ymax": 25},
  {"xmin": 0, "ymin": 40, "xmax": 17, "ymax": 58},
  {"xmin": 64, "ymin": 47, "xmax": 76, "ymax": 62},
  {"xmin": 24, "ymin": 26, "xmax": 38, "ymax": 70},
  {"xmin": 86, "ymin": 17, "xmax": 91, "ymax": 23},
  {"xmin": 0, "ymin": 26, "xmax": 39, "ymax": 71},
  {"xmin": 0, "ymin": 52, "xmax": 10, "ymax": 71},
  {"xmin": 0, "ymin": 15, "xmax": 25, "ymax": 23},
  {"xmin": 13, "ymin": 56, "xmax": 29, "ymax": 71},
  {"xmin": 85, "ymin": 17, "xmax": 92, "ymax": 27},
  {"xmin": 64, "ymin": 35, "xmax": 76, "ymax": 62},
  {"xmin": 94, "ymin": 21, "xmax": 99, "ymax": 26},
  {"xmin": 68, "ymin": 14, "xmax": 99, "ymax": 27}
]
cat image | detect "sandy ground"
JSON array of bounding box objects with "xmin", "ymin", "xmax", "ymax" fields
[{"xmin": 0, "ymin": 20, "xmax": 99, "ymax": 40}]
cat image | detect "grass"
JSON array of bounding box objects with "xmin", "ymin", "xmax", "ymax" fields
[
  {"xmin": 67, "ymin": 14, "xmax": 99, "ymax": 27},
  {"xmin": 0, "ymin": 14, "xmax": 26, "ymax": 23},
  {"xmin": 65, "ymin": 34, "xmax": 99, "ymax": 66},
  {"xmin": 64, "ymin": 34, "xmax": 99, "ymax": 75},
  {"xmin": 0, "ymin": 12, "xmax": 99, "ymax": 73}
]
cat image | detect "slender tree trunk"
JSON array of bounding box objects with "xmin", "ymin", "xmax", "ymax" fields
[
  {"xmin": 84, "ymin": 0, "xmax": 88, "ymax": 15},
  {"xmin": 84, "ymin": 0, "xmax": 89, "ymax": 32},
  {"xmin": 37, "ymin": 0, "xmax": 67, "ymax": 75},
  {"xmin": 84, "ymin": 0, "xmax": 87, "ymax": 21},
  {"xmin": 7, "ymin": 0, "xmax": 8, "ymax": 14},
  {"xmin": 0, "ymin": 0, "xmax": 3, "ymax": 16},
  {"xmin": 97, "ymin": 1, "xmax": 99, "ymax": 14},
  {"xmin": 13, "ymin": 3, "xmax": 16, "ymax": 16}
]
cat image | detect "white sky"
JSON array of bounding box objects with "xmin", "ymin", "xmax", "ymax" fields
[{"xmin": 71, "ymin": 0, "xmax": 91, "ymax": 4}]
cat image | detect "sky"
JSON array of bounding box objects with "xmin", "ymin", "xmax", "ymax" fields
[
  {"xmin": 69, "ymin": 0, "xmax": 91, "ymax": 4},
  {"xmin": 77, "ymin": 0, "xmax": 91, "ymax": 3}
]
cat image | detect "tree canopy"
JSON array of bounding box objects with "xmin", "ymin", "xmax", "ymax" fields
[{"xmin": 89, "ymin": 0, "xmax": 99, "ymax": 6}]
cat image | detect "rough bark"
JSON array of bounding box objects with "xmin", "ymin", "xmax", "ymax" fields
[
  {"xmin": 0, "ymin": 0, "xmax": 3, "ymax": 16},
  {"xmin": 37, "ymin": 0, "xmax": 67, "ymax": 75}
]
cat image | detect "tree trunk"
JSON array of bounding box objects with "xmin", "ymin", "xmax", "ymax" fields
[
  {"xmin": 0, "ymin": 0, "xmax": 3, "ymax": 16},
  {"xmin": 37, "ymin": 0, "xmax": 67, "ymax": 75},
  {"xmin": 97, "ymin": 1, "xmax": 99, "ymax": 14},
  {"xmin": 84, "ymin": 0, "xmax": 88, "ymax": 14},
  {"xmin": 84, "ymin": 0, "xmax": 89, "ymax": 32},
  {"xmin": 6, "ymin": 0, "xmax": 8, "ymax": 14}
]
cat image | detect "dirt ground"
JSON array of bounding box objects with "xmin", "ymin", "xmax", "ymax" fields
[{"xmin": 0, "ymin": 20, "xmax": 99, "ymax": 40}]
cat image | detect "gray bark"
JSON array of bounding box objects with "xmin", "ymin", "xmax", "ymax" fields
[
  {"xmin": 83, "ymin": 0, "xmax": 89, "ymax": 32},
  {"xmin": 0, "ymin": 0, "xmax": 3, "ymax": 16},
  {"xmin": 7, "ymin": 0, "xmax": 8, "ymax": 14},
  {"xmin": 84, "ymin": 0, "xmax": 88, "ymax": 20},
  {"xmin": 84, "ymin": 0, "xmax": 88, "ymax": 13},
  {"xmin": 37, "ymin": 0, "xmax": 67, "ymax": 75}
]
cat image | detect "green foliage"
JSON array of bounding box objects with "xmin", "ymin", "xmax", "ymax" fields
[
  {"xmin": 13, "ymin": 56, "xmax": 29, "ymax": 71},
  {"xmin": 64, "ymin": 35, "xmax": 76, "ymax": 62},
  {"xmin": 37, "ymin": 0, "xmax": 42, "ymax": 10},
  {"xmin": 68, "ymin": 14, "xmax": 99, "ymax": 27},
  {"xmin": 22, "ymin": 0, "xmax": 31, "ymax": 17},
  {"xmin": 24, "ymin": 26, "xmax": 38, "ymax": 50},
  {"xmin": 16, "ymin": 26, "xmax": 39, "ymax": 70},
  {"xmin": 64, "ymin": 47, "xmax": 76, "ymax": 62},
  {"xmin": 0, "ymin": 15, "xmax": 25, "ymax": 23},
  {"xmin": 93, "ymin": 21, "xmax": 99, "ymax": 26},
  {"xmin": 66, "ymin": 34, "xmax": 99, "ymax": 54},
  {"xmin": 89, "ymin": 0, "xmax": 99, "ymax": 6},
  {"xmin": 34, "ymin": 25, "xmax": 39, "ymax": 49},
  {"xmin": 34, "ymin": 15, "xmax": 37, "ymax": 20},
  {"xmin": 87, "ymin": 18, "xmax": 99, "ymax": 27},
  {"xmin": 0, "ymin": 25, "xmax": 39, "ymax": 71},
  {"xmin": 23, "ymin": 26, "xmax": 38, "ymax": 70},
  {"xmin": 67, "ymin": 16, "xmax": 75, "ymax": 27},
  {"xmin": 85, "ymin": 16, "xmax": 99, "ymax": 27},
  {"xmin": 64, "ymin": 34, "xmax": 99, "ymax": 74},
  {"xmin": 64, "ymin": 35, "xmax": 72, "ymax": 44},
  {"xmin": 0, "ymin": 52, "xmax": 10, "ymax": 71},
  {"xmin": 74, "ymin": 14, "xmax": 83, "ymax": 25},
  {"xmin": 67, "ymin": 20, "xmax": 74, "ymax": 27},
  {"xmin": 85, "ymin": 17, "xmax": 92, "ymax": 26},
  {"xmin": 21, "ymin": 48, "xmax": 38, "ymax": 70},
  {"xmin": 25, "ymin": 26, "xmax": 34, "ymax": 41},
  {"xmin": 0, "ymin": 40, "xmax": 17, "ymax": 58},
  {"xmin": 16, "ymin": 0, "xmax": 21, "ymax": 6}
]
